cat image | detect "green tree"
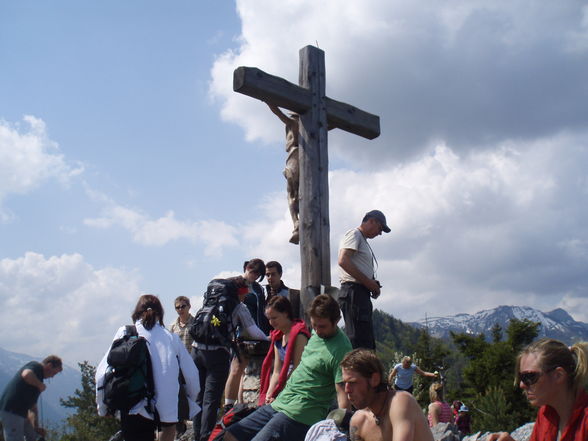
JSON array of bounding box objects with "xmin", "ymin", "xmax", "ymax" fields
[
  {"xmin": 491, "ymin": 323, "xmax": 503, "ymax": 343},
  {"xmin": 60, "ymin": 361, "xmax": 119, "ymax": 441},
  {"xmin": 451, "ymin": 319, "xmax": 540, "ymax": 428},
  {"xmin": 472, "ymin": 386, "xmax": 518, "ymax": 433},
  {"xmin": 412, "ymin": 328, "xmax": 450, "ymax": 407}
]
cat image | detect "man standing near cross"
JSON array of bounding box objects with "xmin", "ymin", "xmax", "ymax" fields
[
  {"xmin": 233, "ymin": 45, "xmax": 380, "ymax": 318},
  {"xmin": 338, "ymin": 210, "xmax": 390, "ymax": 349}
]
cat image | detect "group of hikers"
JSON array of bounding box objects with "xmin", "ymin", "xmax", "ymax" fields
[{"xmin": 1, "ymin": 210, "xmax": 588, "ymax": 441}]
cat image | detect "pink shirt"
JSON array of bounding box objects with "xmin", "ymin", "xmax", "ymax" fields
[{"xmin": 428, "ymin": 401, "xmax": 453, "ymax": 427}]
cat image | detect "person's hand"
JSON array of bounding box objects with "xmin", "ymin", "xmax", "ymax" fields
[
  {"xmin": 38, "ymin": 383, "xmax": 47, "ymax": 392},
  {"xmin": 487, "ymin": 432, "xmax": 515, "ymax": 441},
  {"xmin": 366, "ymin": 280, "xmax": 381, "ymax": 298},
  {"xmin": 265, "ymin": 397, "xmax": 275, "ymax": 404}
]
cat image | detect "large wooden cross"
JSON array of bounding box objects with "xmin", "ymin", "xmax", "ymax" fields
[{"xmin": 233, "ymin": 45, "xmax": 380, "ymax": 316}]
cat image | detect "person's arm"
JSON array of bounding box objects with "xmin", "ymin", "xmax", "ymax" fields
[
  {"xmin": 267, "ymin": 103, "xmax": 292, "ymax": 125},
  {"xmin": 236, "ymin": 303, "xmax": 269, "ymax": 340},
  {"xmin": 243, "ymin": 324, "xmax": 269, "ymax": 340},
  {"xmin": 28, "ymin": 405, "xmax": 46, "ymax": 436},
  {"xmin": 338, "ymin": 248, "xmax": 380, "ymax": 295},
  {"xmin": 415, "ymin": 366, "xmax": 437, "ymax": 378},
  {"xmin": 428, "ymin": 402, "xmax": 441, "ymax": 426},
  {"xmin": 336, "ymin": 382, "xmax": 351, "ymax": 410},
  {"xmin": 487, "ymin": 433, "xmax": 516, "ymax": 441},
  {"xmin": 265, "ymin": 345, "xmax": 282, "ymax": 403},
  {"xmin": 292, "ymin": 334, "xmax": 308, "ymax": 369},
  {"xmin": 176, "ymin": 334, "xmax": 200, "ymax": 401},
  {"xmin": 349, "ymin": 412, "xmax": 366, "ymax": 441},
  {"xmin": 389, "ymin": 367, "xmax": 398, "ymax": 384},
  {"xmin": 21, "ymin": 369, "xmax": 45, "ymax": 391},
  {"xmin": 391, "ymin": 393, "xmax": 430, "ymax": 441}
]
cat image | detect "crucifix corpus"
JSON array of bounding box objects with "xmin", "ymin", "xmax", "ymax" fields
[{"xmin": 233, "ymin": 45, "xmax": 380, "ymax": 318}]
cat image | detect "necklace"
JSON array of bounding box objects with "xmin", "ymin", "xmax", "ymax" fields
[{"xmin": 369, "ymin": 392, "xmax": 390, "ymax": 426}]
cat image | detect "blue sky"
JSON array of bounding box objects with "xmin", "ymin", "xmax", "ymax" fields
[{"xmin": 2, "ymin": 0, "xmax": 588, "ymax": 365}]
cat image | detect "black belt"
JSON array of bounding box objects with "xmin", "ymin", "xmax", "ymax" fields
[{"xmin": 341, "ymin": 281, "xmax": 366, "ymax": 287}]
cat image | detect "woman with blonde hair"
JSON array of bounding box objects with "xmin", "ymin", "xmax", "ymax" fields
[
  {"xmin": 489, "ymin": 338, "xmax": 588, "ymax": 441},
  {"xmin": 428, "ymin": 381, "xmax": 453, "ymax": 427}
]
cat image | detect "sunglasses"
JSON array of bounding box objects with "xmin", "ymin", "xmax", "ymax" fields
[
  {"xmin": 518, "ymin": 367, "xmax": 555, "ymax": 387},
  {"xmin": 175, "ymin": 304, "xmax": 188, "ymax": 310}
]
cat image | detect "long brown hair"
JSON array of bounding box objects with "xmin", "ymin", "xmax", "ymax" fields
[{"xmin": 132, "ymin": 294, "xmax": 164, "ymax": 330}]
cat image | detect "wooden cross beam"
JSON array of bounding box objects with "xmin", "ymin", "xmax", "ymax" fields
[{"xmin": 233, "ymin": 45, "xmax": 380, "ymax": 317}]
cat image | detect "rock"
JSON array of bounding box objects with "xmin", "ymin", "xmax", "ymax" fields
[
  {"xmin": 431, "ymin": 422, "xmax": 462, "ymax": 441},
  {"xmin": 465, "ymin": 422, "xmax": 534, "ymax": 441},
  {"xmin": 432, "ymin": 422, "xmax": 535, "ymax": 441}
]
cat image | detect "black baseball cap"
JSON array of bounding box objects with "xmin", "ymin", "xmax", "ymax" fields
[{"xmin": 364, "ymin": 210, "xmax": 391, "ymax": 233}]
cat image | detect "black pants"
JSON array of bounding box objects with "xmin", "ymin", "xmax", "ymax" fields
[
  {"xmin": 120, "ymin": 413, "xmax": 156, "ymax": 441},
  {"xmin": 338, "ymin": 282, "xmax": 375, "ymax": 349},
  {"xmin": 192, "ymin": 347, "xmax": 231, "ymax": 441}
]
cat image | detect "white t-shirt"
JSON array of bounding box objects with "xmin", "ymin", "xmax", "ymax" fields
[{"xmin": 338, "ymin": 228, "xmax": 374, "ymax": 283}]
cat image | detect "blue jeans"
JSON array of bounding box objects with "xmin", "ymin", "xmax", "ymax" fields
[
  {"xmin": 226, "ymin": 405, "xmax": 310, "ymax": 441},
  {"xmin": 0, "ymin": 410, "xmax": 37, "ymax": 441}
]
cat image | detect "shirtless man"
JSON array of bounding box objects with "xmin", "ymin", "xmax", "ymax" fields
[{"xmin": 341, "ymin": 349, "xmax": 433, "ymax": 441}]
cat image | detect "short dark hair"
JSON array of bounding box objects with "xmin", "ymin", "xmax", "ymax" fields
[
  {"xmin": 42, "ymin": 355, "xmax": 62, "ymax": 369},
  {"xmin": 244, "ymin": 258, "xmax": 266, "ymax": 282},
  {"xmin": 132, "ymin": 294, "xmax": 165, "ymax": 330},
  {"xmin": 265, "ymin": 261, "xmax": 283, "ymax": 276},
  {"xmin": 174, "ymin": 296, "xmax": 190, "ymax": 307},
  {"xmin": 266, "ymin": 295, "xmax": 293, "ymax": 320},
  {"xmin": 308, "ymin": 294, "xmax": 341, "ymax": 324},
  {"xmin": 341, "ymin": 349, "xmax": 386, "ymax": 387}
]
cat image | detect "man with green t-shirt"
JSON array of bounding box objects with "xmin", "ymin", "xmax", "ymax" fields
[
  {"xmin": 224, "ymin": 294, "xmax": 352, "ymax": 441},
  {"xmin": 0, "ymin": 355, "xmax": 62, "ymax": 441}
]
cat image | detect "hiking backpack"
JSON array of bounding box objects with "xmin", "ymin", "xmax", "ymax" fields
[
  {"xmin": 189, "ymin": 279, "xmax": 240, "ymax": 351},
  {"xmin": 208, "ymin": 403, "xmax": 257, "ymax": 441},
  {"xmin": 99, "ymin": 325, "xmax": 155, "ymax": 415}
]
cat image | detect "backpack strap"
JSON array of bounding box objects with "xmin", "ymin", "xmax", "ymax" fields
[{"xmin": 124, "ymin": 325, "xmax": 138, "ymax": 337}]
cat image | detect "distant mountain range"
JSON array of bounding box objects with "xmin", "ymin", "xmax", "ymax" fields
[
  {"xmin": 0, "ymin": 347, "xmax": 80, "ymax": 425},
  {"xmin": 409, "ymin": 305, "xmax": 588, "ymax": 344}
]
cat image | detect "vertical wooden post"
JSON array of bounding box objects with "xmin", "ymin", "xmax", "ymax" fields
[
  {"xmin": 232, "ymin": 45, "xmax": 380, "ymax": 319},
  {"xmin": 298, "ymin": 45, "xmax": 331, "ymax": 318}
]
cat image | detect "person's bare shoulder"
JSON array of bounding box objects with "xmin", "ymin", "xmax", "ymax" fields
[
  {"xmin": 349, "ymin": 410, "xmax": 369, "ymax": 441},
  {"xmin": 389, "ymin": 390, "xmax": 434, "ymax": 441},
  {"xmin": 389, "ymin": 390, "xmax": 421, "ymax": 419}
]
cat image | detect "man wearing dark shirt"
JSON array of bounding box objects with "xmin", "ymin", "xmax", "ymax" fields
[{"xmin": 0, "ymin": 355, "xmax": 62, "ymax": 441}]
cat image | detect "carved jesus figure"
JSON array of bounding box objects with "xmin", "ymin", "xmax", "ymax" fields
[{"xmin": 268, "ymin": 103, "xmax": 300, "ymax": 244}]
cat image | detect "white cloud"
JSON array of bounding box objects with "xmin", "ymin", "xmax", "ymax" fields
[
  {"xmin": 239, "ymin": 132, "xmax": 588, "ymax": 323},
  {"xmin": 0, "ymin": 252, "xmax": 141, "ymax": 365},
  {"xmin": 84, "ymin": 190, "xmax": 239, "ymax": 256},
  {"xmin": 0, "ymin": 116, "xmax": 83, "ymax": 220},
  {"xmin": 211, "ymin": 0, "xmax": 588, "ymax": 165}
]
